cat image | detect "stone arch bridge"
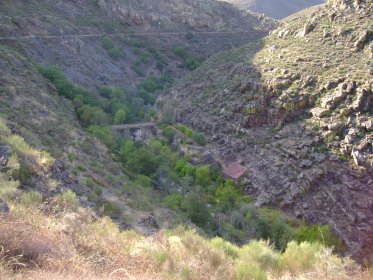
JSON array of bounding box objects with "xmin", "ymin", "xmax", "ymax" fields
[{"xmin": 111, "ymin": 122, "xmax": 158, "ymax": 141}]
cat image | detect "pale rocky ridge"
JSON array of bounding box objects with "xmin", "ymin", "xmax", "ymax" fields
[
  {"xmin": 98, "ymin": 0, "xmax": 276, "ymax": 31},
  {"xmin": 222, "ymin": 0, "xmax": 325, "ymax": 19}
]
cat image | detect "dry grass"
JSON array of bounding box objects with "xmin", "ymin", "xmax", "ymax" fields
[{"xmin": 0, "ymin": 201, "xmax": 371, "ymax": 280}]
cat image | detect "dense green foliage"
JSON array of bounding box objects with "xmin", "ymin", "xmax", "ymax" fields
[
  {"xmin": 36, "ymin": 65, "xmax": 342, "ymax": 252},
  {"xmin": 102, "ymin": 35, "xmax": 125, "ymax": 59},
  {"xmin": 37, "ymin": 65, "xmax": 173, "ymax": 125},
  {"xmin": 174, "ymin": 47, "xmax": 201, "ymax": 70}
]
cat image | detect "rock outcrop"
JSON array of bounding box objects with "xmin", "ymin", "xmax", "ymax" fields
[
  {"xmin": 224, "ymin": 0, "xmax": 325, "ymax": 19},
  {"xmin": 162, "ymin": 0, "xmax": 373, "ymax": 262},
  {"xmin": 98, "ymin": 0, "xmax": 276, "ymax": 31}
]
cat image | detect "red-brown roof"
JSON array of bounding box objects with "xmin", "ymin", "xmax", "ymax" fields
[{"xmin": 223, "ymin": 162, "xmax": 248, "ymax": 180}]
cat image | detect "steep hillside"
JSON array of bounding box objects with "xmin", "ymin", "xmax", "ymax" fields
[
  {"xmin": 0, "ymin": 0, "xmax": 278, "ymax": 244},
  {"xmin": 222, "ymin": 0, "xmax": 325, "ymax": 19},
  {"xmin": 0, "ymin": 203, "xmax": 370, "ymax": 280},
  {"xmin": 0, "ymin": 44, "xmax": 181, "ymax": 234},
  {"xmin": 98, "ymin": 0, "xmax": 276, "ymax": 31},
  {"xmin": 162, "ymin": 0, "xmax": 373, "ymax": 262},
  {"xmin": 0, "ymin": 0, "xmax": 372, "ymax": 279},
  {"xmin": 0, "ymin": 0, "xmax": 275, "ymax": 93}
]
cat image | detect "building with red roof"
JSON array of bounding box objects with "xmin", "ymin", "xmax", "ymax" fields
[{"xmin": 222, "ymin": 162, "xmax": 248, "ymax": 182}]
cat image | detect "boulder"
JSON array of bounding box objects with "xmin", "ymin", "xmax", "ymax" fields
[
  {"xmin": 269, "ymin": 44, "xmax": 279, "ymax": 52},
  {"xmin": 365, "ymin": 119, "xmax": 373, "ymax": 131},
  {"xmin": 352, "ymin": 149, "xmax": 365, "ymax": 166},
  {"xmin": 0, "ymin": 146, "xmax": 10, "ymax": 167},
  {"xmin": 301, "ymin": 22, "xmax": 315, "ymax": 37},
  {"xmin": 278, "ymin": 29, "xmax": 290, "ymax": 38},
  {"xmin": 310, "ymin": 107, "xmax": 331, "ymax": 118},
  {"xmin": 328, "ymin": 121, "xmax": 344, "ymax": 132},
  {"xmin": 355, "ymin": 30, "xmax": 369, "ymax": 50},
  {"xmin": 0, "ymin": 197, "xmax": 9, "ymax": 214},
  {"xmin": 300, "ymin": 159, "xmax": 313, "ymax": 168}
]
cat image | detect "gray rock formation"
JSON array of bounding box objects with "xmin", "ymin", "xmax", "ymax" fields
[
  {"xmin": 224, "ymin": 0, "xmax": 325, "ymax": 19},
  {"xmin": 0, "ymin": 146, "xmax": 10, "ymax": 167},
  {"xmin": 98, "ymin": 0, "xmax": 276, "ymax": 31},
  {"xmin": 0, "ymin": 196, "xmax": 9, "ymax": 214}
]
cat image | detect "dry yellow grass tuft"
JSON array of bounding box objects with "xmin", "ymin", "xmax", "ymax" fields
[{"xmin": 0, "ymin": 201, "xmax": 371, "ymax": 280}]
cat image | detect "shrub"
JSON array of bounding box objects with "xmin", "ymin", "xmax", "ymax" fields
[
  {"xmin": 87, "ymin": 125, "xmax": 114, "ymax": 147},
  {"xmin": 215, "ymin": 180, "xmax": 242, "ymax": 211},
  {"xmin": 185, "ymin": 56, "xmax": 200, "ymax": 70},
  {"xmin": 294, "ymin": 224, "xmax": 342, "ymax": 249},
  {"xmin": 12, "ymin": 163, "xmax": 33, "ymax": 186},
  {"xmin": 176, "ymin": 124, "xmax": 193, "ymax": 137},
  {"xmin": 85, "ymin": 178, "xmax": 95, "ymax": 188},
  {"xmin": 182, "ymin": 193, "xmax": 211, "ymax": 229},
  {"xmin": 140, "ymin": 76, "xmax": 164, "ymax": 93},
  {"xmin": 164, "ymin": 193, "xmax": 183, "ymax": 210},
  {"xmin": 107, "ymin": 47, "xmax": 124, "ymax": 59},
  {"xmin": 271, "ymin": 219, "xmax": 294, "ymax": 251},
  {"xmin": 174, "ymin": 160, "xmax": 196, "ymax": 178},
  {"xmin": 101, "ymin": 36, "xmax": 124, "ymax": 59},
  {"xmin": 256, "ymin": 208, "xmax": 294, "ymax": 251},
  {"xmin": 102, "ymin": 36, "xmax": 115, "ymax": 50},
  {"xmin": 209, "ymin": 237, "xmax": 239, "ymax": 259},
  {"xmin": 103, "ymin": 201, "xmax": 122, "ymax": 217},
  {"xmin": 0, "ymin": 177, "xmax": 19, "ymax": 199},
  {"xmin": 20, "ymin": 191, "xmax": 42, "ymax": 207},
  {"xmin": 186, "ymin": 32, "xmax": 194, "ymax": 40},
  {"xmin": 162, "ymin": 126, "xmax": 176, "ymax": 144},
  {"xmin": 7, "ymin": 135, "xmax": 30, "ymax": 155},
  {"xmin": 280, "ymin": 241, "xmax": 323, "ymax": 274},
  {"xmin": 174, "ymin": 47, "xmax": 188, "ymax": 59},
  {"xmin": 135, "ymin": 175, "xmax": 152, "ymax": 188},
  {"xmin": 192, "ymin": 132, "xmax": 207, "ymax": 146},
  {"xmin": 195, "ymin": 165, "xmax": 210, "ymax": 187},
  {"xmin": 173, "ymin": 47, "xmax": 200, "ymax": 70},
  {"xmin": 126, "ymin": 147, "xmax": 161, "ymax": 176},
  {"xmin": 77, "ymin": 105, "xmax": 109, "ymax": 126},
  {"xmin": 114, "ymin": 109, "xmax": 127, "ymax": 124},
  {"xmin": 240, "ymin": 241, "xmax": 280, "ymax": 271},
  {"xmin": 233, "ymin": 262, "xmax": 267, "ymax": 280},
  {"xmin": 95, "ymin": 186, "xmax": 103, "ymax": 196},
  {"xmin": 59, "ymin": 190, "xmax": 79, "ymax": 211}
]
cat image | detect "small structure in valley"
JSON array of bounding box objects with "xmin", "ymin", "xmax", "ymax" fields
[{"xmin": 222, "ymin": 162, "xmax": 248, "ymax": 182}]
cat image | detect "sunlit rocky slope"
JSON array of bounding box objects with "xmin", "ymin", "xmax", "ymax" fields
[{"xmin": 163, "ymin": 0, "xmax": 373, "ymax": 262}]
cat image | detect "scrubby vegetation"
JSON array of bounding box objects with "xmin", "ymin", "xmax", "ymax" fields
[
  {"xmin": 1, "ymin": 1, "xmax": 371, "ymax": 278},
  {"xmin": 0, "ymin": 199, "xmax": 369, "ymax": 280},
  {"xmin": 174, "ymin": 47, "xmax": 201, "ymax": 70},
  {"xmin": 36, "ymin": 65, "xmax": 173, "ymax": 126}
]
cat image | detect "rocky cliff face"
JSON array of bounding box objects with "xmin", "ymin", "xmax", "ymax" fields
[
  {"xmin": 223, "ymin": 0, "xmax": 325, "ymax": 19},
  {"xmin": 162, "ymin": 0, "xmax": 373, "ymax": 262},
  {"xmin": 329, "ymin": 0, "xmax": 370, "ymax": 9},
  {"xmin": 98, "ymin": 0, "xmax": 276, "ymax": 31}
]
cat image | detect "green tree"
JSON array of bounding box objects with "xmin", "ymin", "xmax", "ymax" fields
[
  {"xmin": 77, "ymin": 105, "xmax": 109, "ymax": 126},
  {"xmin": 215, "ymin": 180, "xmax": 242, "ymax": 211},
  {"xmin": 162, "ymin": 126, "xmax": 176, "ymax": 144},
  {"xmin": 114, "ymin": 109, "xmax": 127, "ymax": 124},
  {"xmin": 182, "ymin": 193, "xmax": 211, "ymax": 229},
  {"xmin": 87, "ymin": 125, "xmax": 114, "ymax": 147}
]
